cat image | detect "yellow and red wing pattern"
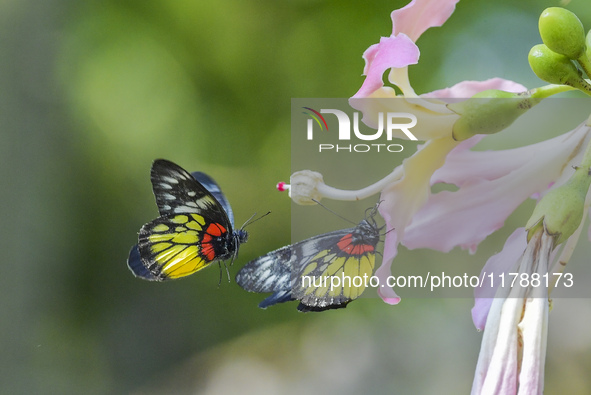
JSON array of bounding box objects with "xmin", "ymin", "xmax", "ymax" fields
[
  {"xmin": 137, "ymin": 213, "xmax": 231, "ymax": 280},
  {"xmin": 236, "ymin": 215, "xmax": 381, "ymax": 312},
  {"xmin": 294, "ymin": 234, "xmax": 376, "ymax": 307}
]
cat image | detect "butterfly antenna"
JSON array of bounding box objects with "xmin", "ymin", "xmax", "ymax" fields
[
  {"xmin": 364, "ymin": 200, "xmax": 384, "ymax": 219},
  {"xmin": 367, "ymin": 202, "xmax": 392, "ymax": 237},
  {"xmin": 311, "ymin": 199, "xmax": 357, "ymax": 226},
  {"xmin": 229, "ymin": 237, "xmax": 240, "ymax": 267},
  {"xmin": 240, "ymin": 211, "xmax": 271, "ymax": 230}
]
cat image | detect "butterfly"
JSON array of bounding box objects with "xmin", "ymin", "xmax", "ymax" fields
[
  {"xmin": 127, "ymin": 159, "xmax": 247, "ymax": 281},
  {"xmin": 236, "ymin": 206, "xmax": 381, "ymax": 312}
]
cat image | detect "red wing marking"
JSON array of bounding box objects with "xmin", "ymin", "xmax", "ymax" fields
[
  {"xmin": 206, "ymin": 223, "xmax": 226, "ymax": 237},
  {"xmin": 337, "ymin": 233, "xmax": 374, "ymax": 256},
  {"xmin": 201, "ymin": 241, "xmax": 215, "ymax": 261},
  {"xmin": 200, "ymin": 223, "xmax": 227, "ymax": 261}
]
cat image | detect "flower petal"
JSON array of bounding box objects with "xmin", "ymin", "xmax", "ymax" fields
[
  {"xmin": 471, "ymin": 228, "xmax": 526, "ymax": 331},
  {"xmin": 517, "ymin": 289, "xmax": 548, "ymax": 395},
  {"xmin": 376, "ymin": 136, "xmax": 459, "ymax": 302},
  {"xmin": 353, "ymin": 34, "xmax": 419, "ymax": 98},
  {"xmin": 517, "ymin": 232, "xmax": 551, "ymax": 395},
  {"xmin": 475, "ymin": 296, "xmax": 521, "ymax": 394},
  {"xmin": 472, "ymin": 230, "xmax": 553, "ymax": 395},
  {"xmin": 403, "ymin": 124, "xmax": 590, "ymax": 253},
  {"xmin": 391, "ymin": 0, "xmax": 460, "ymax": 42},
  {"xmin": 380, "ymin": 136, "xmax": 459, "ymax": 235},
  {"xmin": 430, "ymin": 136, "xmax": 534, "ymax": 187},
  {"xmin": 471, "ymin": 230, "xmax": 542, "ymax": 395},
  {"xmin": 374, "ymin": 218, "xmax": 401, "ymax": 305},
  {"xmin": 423, "ymin": 78, "xmax": 527, "ymax": 99},
  {"xmin": 354, "ymin": 0, "xmax": 461, "ymax": 99}
]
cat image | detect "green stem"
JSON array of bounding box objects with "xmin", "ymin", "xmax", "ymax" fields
[
  {"xmin": 568, "ymin": 78, "xmax": 591, "ymax": 96},
  {"xmin": 529, "ymin": 84, "xmax": 576, "ymax": 99},
  {"xmin": 576, "ymin": 53, "xmax": 591, "ymax": 81}
]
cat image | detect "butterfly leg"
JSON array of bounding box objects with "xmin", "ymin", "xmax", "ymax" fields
[
  {"xmin": 216, "ymin": 261, "xmax": 232, "ymax": 286},
  {"xmin": 223, "ymin": 261, "xmax": 231, "ymax": 283}
]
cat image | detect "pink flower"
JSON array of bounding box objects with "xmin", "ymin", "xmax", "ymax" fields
[
  {"xmin": 349, "ymin": 0, "xmax": 528, "ymax": 302},
  {"xmin": 280, "ymin": 1, "xmax": 591, "ymax": 394},
  {"xmin": 353, "ymin": 0, "xmax": 461, "ymax": 99}
]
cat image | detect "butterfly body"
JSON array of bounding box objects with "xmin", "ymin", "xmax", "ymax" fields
[
  {"xmin": 236, "ymin": 211, "xmax": 380, "ymax": 312},
  {"xmin": 128, "ymin": 159, "xmax": 246, "ymax": 281}
]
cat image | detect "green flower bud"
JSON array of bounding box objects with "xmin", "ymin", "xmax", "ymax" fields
[
  {"xmin": 447, "ymin": 90, "xmax": 539, "ymax": 141},
  {"xmin": 539, "ymin": 7, "xmax": 586, "ymax": 60},
  {"xmin": 526, "ymin": 167, "xmax": 591, "ymax": 246},
  {"xmin": 528, "ymin": 44, "xmax": 580, "ymax": 85}
]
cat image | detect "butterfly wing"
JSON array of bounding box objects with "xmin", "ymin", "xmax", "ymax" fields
[
  {"xmin": 150, "ymin": 159, "xmax": 233, "ymax": 229},
  {"xmin": 128, "ymin": 160, "xmax": 240, "ymax": 281},
  {"xmin": 191, "ymin": 171, "xmax": 235, "ymax": 228},
  {"xmin": 292, "ymin": 222, "xmax": 378, "ymax": 311},
  {"xmin": 135, "ymin": 212, "xmax": 234, "ymax": 280},
  {"xmin": 236, "ymin": 245, "xmax": 295, "ymax": 307},
  {"xmin": 127, "ymin": 245, "xmax": 158, "ymax": 280},
  {"xmin": 237, "ymin": 219, "xmax": 380, "ymax": 312}
]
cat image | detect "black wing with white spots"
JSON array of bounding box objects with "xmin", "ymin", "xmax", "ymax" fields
[
  {"xmin": 150, "ymin": 160, "xmax": 232, "ymax": 228},
  {"xmin": 236, "ymin": 212, "xmax": 381, "ymax": 312}
]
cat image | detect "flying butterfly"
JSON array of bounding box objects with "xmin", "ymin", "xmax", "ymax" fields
[
  {"xmin": 236, "ymin": 206, "xmax": 381, "ymax": 312},
  {"xmin": 127, "ymin": 159, "xmax": 247, "ymax": 281}
]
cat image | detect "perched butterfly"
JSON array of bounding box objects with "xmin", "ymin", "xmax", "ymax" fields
[
  {"xmin": 236, "ymin": 206, "xmax": 381, "ymax": 312},
  {"xmin": 127, "ymin": 159, "xmax": 247, "ymax": 281}
]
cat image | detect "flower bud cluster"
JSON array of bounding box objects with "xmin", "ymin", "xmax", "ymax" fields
[
  {"xmin": 529, "ymin": 7, "xmax": 591, "ymax": 94},
  {"xmin": 449, "ymin": 7, "xmax": 591, "ymax": 142}
]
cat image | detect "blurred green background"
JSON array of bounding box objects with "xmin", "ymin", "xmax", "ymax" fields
[{"xmin": 3, "ymin": 0, "xmax": 591, "ymax": 393}]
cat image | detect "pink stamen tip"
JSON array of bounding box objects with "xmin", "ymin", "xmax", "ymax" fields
[{"xmin": 276, "ymin": 182, "xmax": 289, "ymax": 192}]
